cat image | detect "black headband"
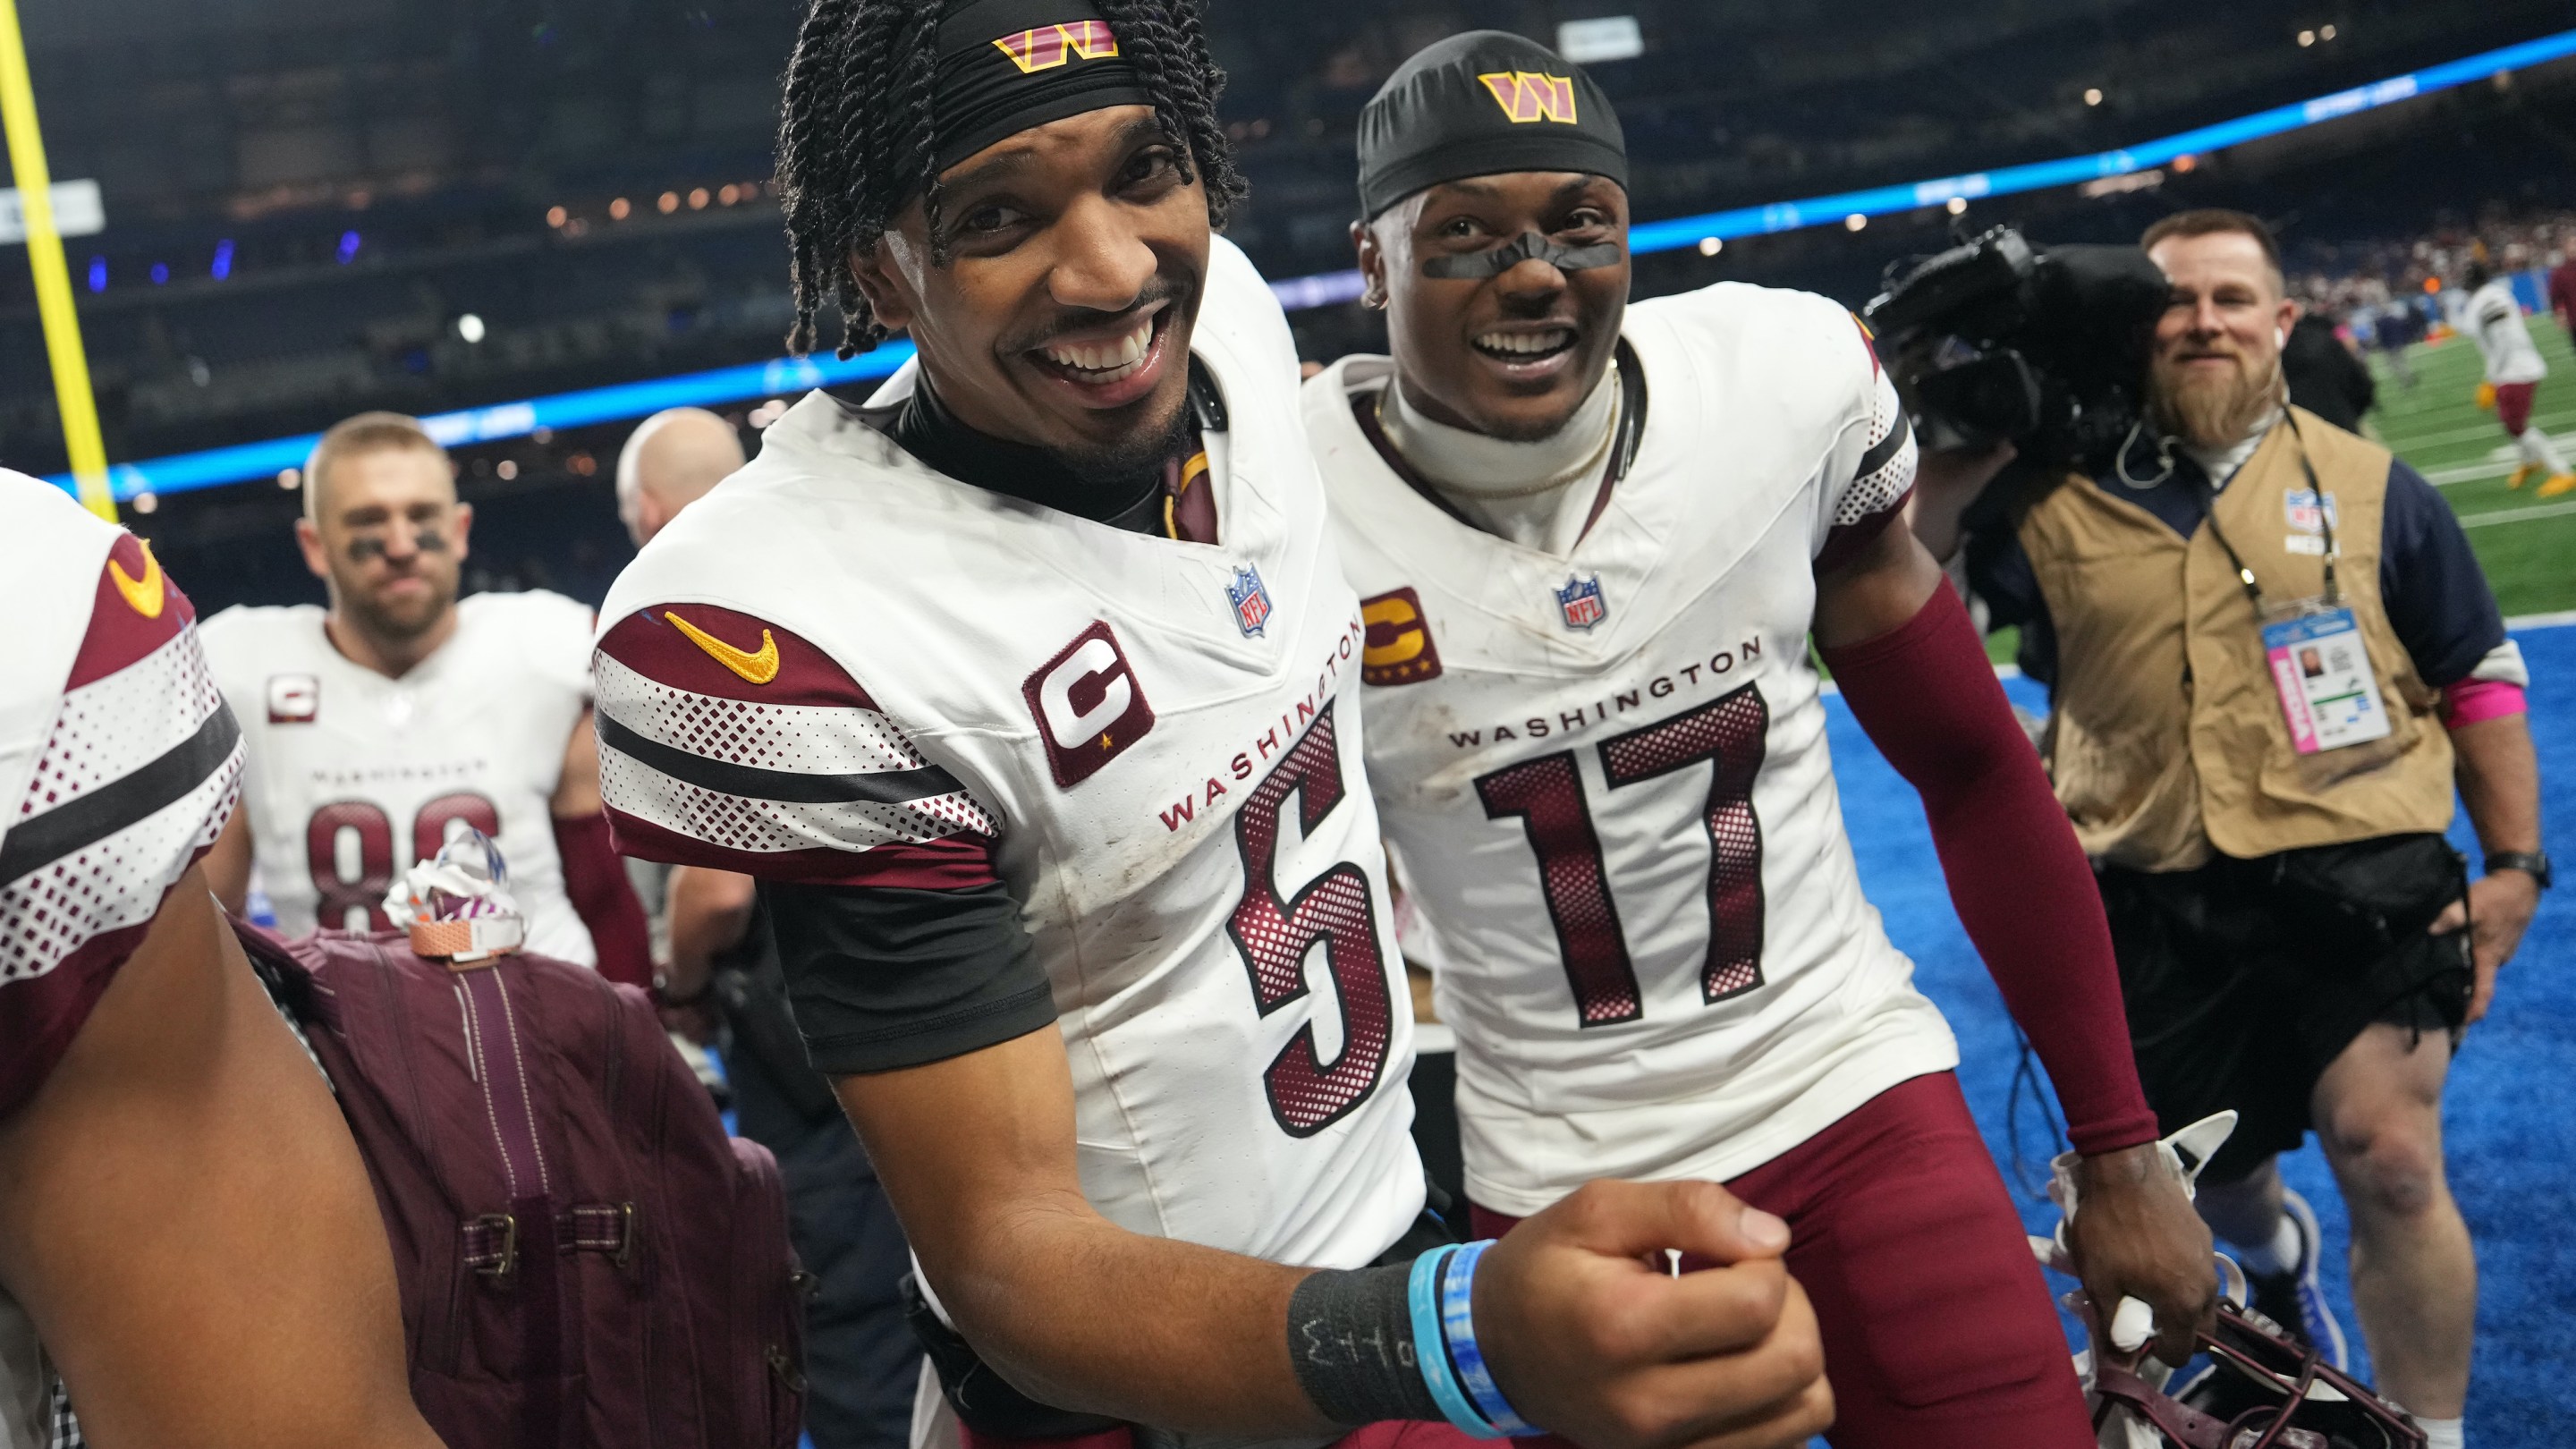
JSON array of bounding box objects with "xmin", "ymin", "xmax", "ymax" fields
[
  {"xmin": 1357, "ymin": 30, "xmax": 1627, "ymax": 222},
  {"xmin": 929, "ymin": 0, "xmax": 1152, "ymax": 174}
]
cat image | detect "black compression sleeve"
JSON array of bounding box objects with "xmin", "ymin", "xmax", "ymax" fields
[
  {"xmin": 762, "ymin": 880, "xmax": 1059, "ymax": 1074},
  {"xmin": 1286, "ymin": 1261, "xmax": 1445, "ymax": 1427}
]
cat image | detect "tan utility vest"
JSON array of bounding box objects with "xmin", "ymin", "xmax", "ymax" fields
[{"xmin": 2019, "ymin": 408, "xmax": 2453, "ymax": 871}]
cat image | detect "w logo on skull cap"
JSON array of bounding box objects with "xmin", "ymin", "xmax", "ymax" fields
[
  {"xmin": 1478, "ymin": 71, "xmax": 1579, "ymax": 123},
  {"xmin": 994, "ymin": 20, "xmax": 1121, "ymax": 73}
]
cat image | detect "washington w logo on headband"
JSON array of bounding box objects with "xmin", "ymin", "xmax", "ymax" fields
[
  {"xmin": 994, "ymin": 20, "xmax": 1120, "ymax": 73},
  {"xmin": 1477, "ymin": 71, "xmax": 1578, "ymax": 124}
]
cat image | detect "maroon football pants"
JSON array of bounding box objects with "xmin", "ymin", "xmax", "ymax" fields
[{"xmin": 1472, "ymin": 1072, "xmax": 2094, "ymax": 1449}]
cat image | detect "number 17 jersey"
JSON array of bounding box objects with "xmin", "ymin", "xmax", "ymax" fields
[{"xmin": 1309, "ymin": 282, "xmax": 1961, "ymax": 1216}]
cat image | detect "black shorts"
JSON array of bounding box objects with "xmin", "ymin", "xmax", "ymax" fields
[{"xmin": 2097, "ymin": 833, "xmax": 2472, "ymax": 1183}]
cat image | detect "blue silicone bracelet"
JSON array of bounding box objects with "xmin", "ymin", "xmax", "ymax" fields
[
  {"xmin": 1442, "ymin": 1241, "xmax": 1542, "ymax": 1437},
  {"xmin": 1408, "ymin": 1246, "xmax": 1503, "ymax": 1438}
]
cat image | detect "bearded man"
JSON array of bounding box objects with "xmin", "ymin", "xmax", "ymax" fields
[{"xmin": 1913, "ymin": 209, "xmax": 2544, "ymax": 1449}]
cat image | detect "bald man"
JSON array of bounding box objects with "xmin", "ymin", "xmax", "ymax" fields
[
  {"xmin": 199, "ymin": 411, "xmax": 651, "ymax": 987},
  {"xmin": 617, "ymin": 407, "xmax": 748, "ymax": 547},
  {"xmin": 612, "ymin": 405, "xmax": 924, "ymax": 1449}
]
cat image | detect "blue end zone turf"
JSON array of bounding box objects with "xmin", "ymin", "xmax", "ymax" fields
[{"xmin": 1826, "ymin": 622, "xmax": 2576, "ymax": 1444}]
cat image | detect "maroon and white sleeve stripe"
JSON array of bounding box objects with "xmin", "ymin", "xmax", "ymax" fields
[
  {"xmin": 0, "ymin": 533, "xmax": 242, "ymax": 1119},
  {"xmin": 592, "ymin": 604, "xmax": 1001, "ymax": 888},
  {"xmin": 1814, "ymin": 324, "xmax": 1919, "ymax": 575}
]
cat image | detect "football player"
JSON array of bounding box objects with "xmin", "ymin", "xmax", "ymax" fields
[
  {"xmin": 592, "ymin": 3, "xmax": 1829, "ymax": 1446},
  {"xmin": 1305, "ymin": 34, "xmax": 2214, "ymax": 1447},
  {"xmin": 0, "ymin": 472, "xmax": 442, "ymax": 1448},
  {"xmin": 199, "ymin": 412, "xmax": 651, "ymax": 986},
  {"xmin": 2461, "ymin": 258, "xmax": 2572, "ymax": 496}
]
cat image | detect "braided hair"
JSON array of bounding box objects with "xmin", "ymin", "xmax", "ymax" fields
[{"xmin": 777, "ymin": 0, "xmax": 1248, "ymax": 358}]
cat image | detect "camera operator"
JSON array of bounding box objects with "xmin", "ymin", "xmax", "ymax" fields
[{"xmin": 1910, "ymin": 210, "xmax": 2541, "ymax": 1449}]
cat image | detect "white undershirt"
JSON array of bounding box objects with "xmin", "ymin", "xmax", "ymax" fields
[
  {"xmin": 1377, "ymin": 367, "xmax": 1621, "ymax": 556},
  {"xmin": 2182, "ymin": 406, "xmax": 2283, "ymax": 490}
]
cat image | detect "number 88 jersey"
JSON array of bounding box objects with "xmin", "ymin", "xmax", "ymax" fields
[
  {"xmin": 1308, "ymin": 282, "xmax": 1962, "ymax": 1217},
  {"xmin": 197, "ymin": 592, "xmax": 598, "ymax": 963}
]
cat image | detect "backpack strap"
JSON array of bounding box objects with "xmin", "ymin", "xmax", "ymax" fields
[
  {"xmin": 462, "ymin": 1204, "xmax": 638, "ymax": 1276},
  {"xmin": 451, "ymin": 960, "xmax": 564, "ymax": 1449}
]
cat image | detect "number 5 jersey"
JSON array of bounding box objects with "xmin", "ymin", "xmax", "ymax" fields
[
  {"xmin": 589, "ymin": 237, "xmax": 1425, "ymax": 1272},
  {"xmin": 197, "ymin": 590, "xmax": 600, "ymax": 963},
  {"xmin": 1307, "ymin": 282, "xmax": 1961, "ymax": 1216}
]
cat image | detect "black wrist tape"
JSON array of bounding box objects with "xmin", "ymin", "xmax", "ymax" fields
[{"xmin": 1286, "ymin": 1260, "xmax": 1445, "ymax": 1427}]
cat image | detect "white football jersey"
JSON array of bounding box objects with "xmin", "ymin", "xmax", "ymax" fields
[
  {"xmin": 594, "ymin": 236, "xmax": 1425, "ymax": 1275},
  {"xmin": 2467, "ymin": 279, "xmax": 2546, "ymax": 385},
  {"xmin": 1, "ymin": 473, "xmax": 242, "ymax": 1445},
  {"xmin": 199, "ymin": 590, "xmax": 597, "ymax": 963},
  {"xmin": 1309, "ymin": 283, "xmax": 1960, "ymax": 1216}
]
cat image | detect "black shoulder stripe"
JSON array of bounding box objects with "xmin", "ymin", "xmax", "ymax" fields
[
  {"xmin": 0, "ymin": 704, "xmax": 241, "ymax": 888},
  {"xmin": 1857, "ymin": 406, "xmax": 1912, "ymax": 479},
  {"xmin": 596, "ymin": 710, "xmax": 970, "ymax": 808}
]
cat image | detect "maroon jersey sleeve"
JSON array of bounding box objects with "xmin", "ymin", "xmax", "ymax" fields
[
  {"xmin": 0, "ymin": 534, "xmax": 242, "ymax": 1119},
  {"xmin": 590, "ymin": 603, "xmax": 1001, "ymax": 887}
]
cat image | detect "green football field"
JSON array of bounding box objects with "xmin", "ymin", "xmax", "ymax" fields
[{"xmin": 2373, "ymin": 315, "xmax": 2576, "ymax": 619}]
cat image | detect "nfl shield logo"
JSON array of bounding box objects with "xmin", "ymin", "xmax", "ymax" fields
[
  {"xmin": 1227, "ymin": 564, "xmax": 1273, "ymax": 637},
  {"xmin": 1555, "ymin": 574, "xmax": 1608, "ymax": 631}
]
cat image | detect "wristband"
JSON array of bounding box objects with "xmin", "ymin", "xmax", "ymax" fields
[
  {"xmin": 1409, "ymin": 1247, "xmax": 1503, "ymax": 1437},
  {"xmin": 1284, "ymin": 1261, "xmax": 1444, "ymax": 1426},
  {"xmin": 1442, "ymin": 1241, "xmax": 1540, "ymax": 1437}
]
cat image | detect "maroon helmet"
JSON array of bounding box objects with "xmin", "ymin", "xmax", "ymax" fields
[{"xmin": 2091, "ymin": 1303, "xmax": 2424, "ymax": 1449}]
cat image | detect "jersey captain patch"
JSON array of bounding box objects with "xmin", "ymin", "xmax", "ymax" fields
[
  {"xmin": 1026, "ymin": 621, "xmax": 1157, "ymax": 788},
  {"xmin": 1360, "ymin": 588, "xmax": 1443, "ymax": 686}
]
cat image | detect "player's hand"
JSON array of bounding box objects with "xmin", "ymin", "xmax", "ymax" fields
[
  {"xmin": 2065, "ymin": 1143, "xmax": 2216, "ymax": 1367},
  {"xmin": 1906, "ymin": 440, "xmax": 2018, "ymax": 564},
  {"xmin": 2431, "ymin": 870, "xmax": 2539, "ymax": 1023},
  {"xmin": 2474, "ymin": 380, "xmax": 2497, "ymax": 411},
  {"xmin": 1473, "ymin": 1181, "xmax": 1832, "ymax": 1449}
]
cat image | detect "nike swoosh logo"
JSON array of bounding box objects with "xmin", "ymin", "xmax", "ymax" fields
[
  {"xmin": 665, "ymin": 610, "xmax": 779, "ymax": 685},
  {"xmin": 110, "ymin": 545, "xmax": 165, "ymax": 619}
]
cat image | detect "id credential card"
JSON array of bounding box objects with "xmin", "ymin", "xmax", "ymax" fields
[{"xmin": 2262, "ymin": 607, "xmax": 2392, "ymax": 754}]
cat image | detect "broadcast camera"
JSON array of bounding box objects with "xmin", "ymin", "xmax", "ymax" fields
[{"xmin": 1864, "ymin": 225, "xmax": 2170, "ymax": 470}]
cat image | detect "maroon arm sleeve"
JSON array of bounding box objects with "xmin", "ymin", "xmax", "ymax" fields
[
  {"xmin": 555, "ymin": 810, "xmax": 654, "ymax": 989},
  {"xmin": 1817, "ymin": 582, "xmax": 2159, "ymax": 1156}
]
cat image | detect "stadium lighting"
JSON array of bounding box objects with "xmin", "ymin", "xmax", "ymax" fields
[
  {"xmin": 211, "ymin": 239, "xmax": 233, "ymax": 280},
  {"xmin": 1946, "ymin": 197, "xmax": 1969, "ymax": 215},
  {"xmin": 131, "ymin": 491, "xmax": 156, "ymax": 513},
  {"xmin": 610, "ymin": 197, "xmax": 632, "ymax": 220},
  {"xmin": 690, "ymin": 187, "xmax": 710, "ymax": 209},
  {"xmin": 2322, "ymin": 24, "xmax": 2337, "ymax": 39},
  {"xmin": 1698, "ymin": 236, "xmax": 1722, "ymax": 256},
  {"xmin": 84, "ymin": 255, "xmax": 103, "ymax": 292},
  {"xmin": 336, "ymin": 231, "xmax": 360, "ymax": 264},
  {"xmin": 719, "ymin": 184, "xmax": 741, "ymax": 206},
  {"xmin": 1844, "ymin": 214, "xmax": 1867, "ymax": 232},
  {"xmin": 547, "ymin": 205, "xmax": 568, "ymax": 228},
  {"xmin": 496, "ymin": 459, "xmax": 519, "ymax": 480},
  {"xmin": 658, "ymin": 191, "xmax": 680, "ymax": 214},
  {"xmin": 148, "ymin": 262, "xmax": 166, "ymax": 284},
  {"xmin": 2083, "ymin": 87, "xmax": 2104, "ymax": 106},
  {"xmin": 455, "ymin": 313, "xmax": 487, "ymax": 344},
  {"xmin": 50, "ymin": 21, "xmax": 2576, "ymax": 504},
  {"xmin": 276, "ymin": 468, "xmax": 299, "ymax": 489},
  {"xmin": 2300, "ymin": 30, "xmax": 2315, "ymax": 47},
  {"xmin": 1556, "ymin": 16, "xmax": 1644, "ymax": 65}
]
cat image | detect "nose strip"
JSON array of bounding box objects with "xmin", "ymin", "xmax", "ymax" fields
[{"xmin": 1420, "ymin": 230, "xmax": 1623, "ymax": 279}]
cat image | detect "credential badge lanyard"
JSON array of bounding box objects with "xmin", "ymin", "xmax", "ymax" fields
[{"xmin": 2196, "ymin": 413, "xmax": 2391, "ymax": 756}]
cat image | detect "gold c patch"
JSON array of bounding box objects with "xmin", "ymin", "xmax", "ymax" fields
[
  {"xmin": 1477, "ymin": 71, "xmax": 1579, "ymax": 124},
  {"xmin": 1360, "ymin": 588, "xmax": 1443, "ymax": 687}
]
